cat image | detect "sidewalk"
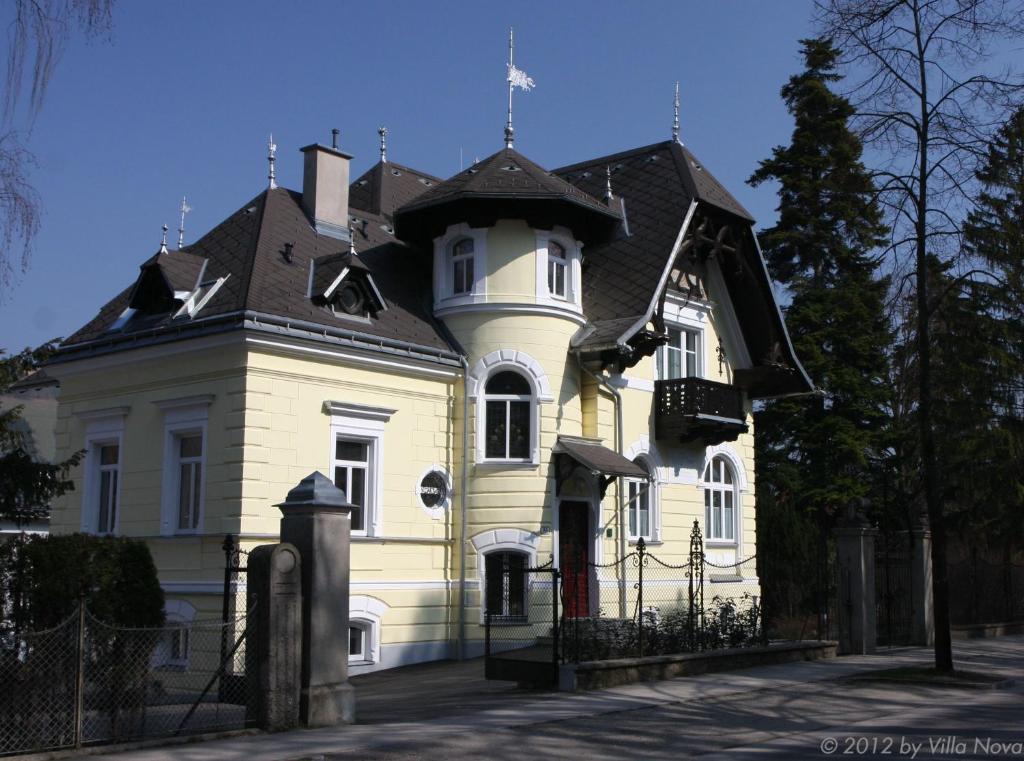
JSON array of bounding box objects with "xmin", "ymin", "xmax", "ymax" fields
[{"xmin": 64, "ymin": 636, "xmax": 1024, "ymax": 761}]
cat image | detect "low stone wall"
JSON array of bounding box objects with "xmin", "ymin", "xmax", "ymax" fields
[
  {"xmin": 558, "ymin": 640, "xmax": 838, "ymax": 692},
  {"xmin": 951, "ymin": 621, "xmax": 1024, "ymax": 640}
]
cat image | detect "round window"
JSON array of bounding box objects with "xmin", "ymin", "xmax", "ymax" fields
[
  {"xmin": 336, "ymin": 283, "xmax": 364, "ymax": 315},
  {"xmin": 419, "ymin": 471, "xmax": 448, "ymax": 509}
]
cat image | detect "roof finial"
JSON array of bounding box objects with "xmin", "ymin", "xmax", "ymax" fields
[
  {"xmin": 177, "ymin": 196, "xmax": 192, "ymax": 249},
  {"xmin": 378, "ymin": 126, "xmax": 388, "ymax": 164},
  {"xmin": 160, "ymin": 224, "xmax": 169, "ymax": 254},
  {"xmin": 349, "ymin": 223, "xmax": 356, "ymax": 255},
  {"xmin": 267, "ymin": 134, "xmax": 277, "ymax": 189},
  {"xmin": 505, "ymin": 27, "xmax": 536, "ymax": 150},
  {"xmin": 604, "ymin": 165, "xmax": 614, "ymax": 203},
  {"xmin": 672, "ymin": 81, "xmax": 681, "ymax": 144}
]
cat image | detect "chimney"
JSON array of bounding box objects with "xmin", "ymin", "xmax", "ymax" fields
[{"xmin": 300, "ymin": 139, "xmax": 353, "ymax": 242}]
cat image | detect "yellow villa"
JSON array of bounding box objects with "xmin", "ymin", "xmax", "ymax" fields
[{"xmin": 47, "ymin": 127, "xmax": 810, "ymax": 673}]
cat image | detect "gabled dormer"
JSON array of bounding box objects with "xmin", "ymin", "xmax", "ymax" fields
[
  {"xmin": 111, "ymin": 250, "xmax": 227, "ymax": 331},
  {"xmin": 309, "ymin": 251, "xmax": 387, "ymax": 320}
]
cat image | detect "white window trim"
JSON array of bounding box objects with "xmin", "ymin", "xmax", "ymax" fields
[
  {"xmin": 534, "ymin": 227, "xmax": 583, "ymax": 315},
  {"xmin": 658, "ymin": 299, "xmax": 710, "ymax": 381},
  {"xmin": 157, "ymin": 396, "xmax": 213, "ymax": 537},
  {"xmin": 415, "ymin": 464, "xmax": 453, "ymax": 520},
  {"xmin": 325, "ymin": 401, "xmax": 395, "ymax": 537},
  {"xmin": 698, "ymin": 444, "xmax": 747, "ymax": 548},
  {"xmin": 349, "ymin": 595, "xmax": 388, "ymax": 666},
  {"xmin": 624, "ymin": 437, "xmax": 663, "ymax": 544},
  {"xmin": 79, "ymin": 409, "xmax": 127, "ymax": 535},
  {"xmin": 157, "ymin": 600, "xmax": 196, "ymax": 669},
  {"xmin": 471, "ymin": 529, "xmax": 540, "ymax": 624},
  {"xmin": 433, "ymin": 223, "xmax": 487, "ymax": 307},
  {"xmin": 480, "ymin": 375, "xmax": 535, "ymax": 464}
]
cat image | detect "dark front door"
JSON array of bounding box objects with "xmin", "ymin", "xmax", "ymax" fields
[{"xmin": 559, "ymin": 501, "xmax": 590, "ymax": 617}]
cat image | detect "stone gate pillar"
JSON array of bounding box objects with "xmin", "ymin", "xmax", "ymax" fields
[
  {"xmin": 909, "ymin": 525, "xmax": 935, "ymax": 646},
  {"xmin": 833, "ymin": 501, "xmax": 877, "ymax": 655},
  {"xmin": 277, "ymin": 471, "xmax": 356, "ymax": 726},
  {"xmin": 248, "ymin": 542, "xmax": 302, "ymax": 730}
]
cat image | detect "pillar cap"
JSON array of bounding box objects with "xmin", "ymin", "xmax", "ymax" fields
[{"xmin": 276, "ymin": 471, "xmax": 354, "ymax": 514}]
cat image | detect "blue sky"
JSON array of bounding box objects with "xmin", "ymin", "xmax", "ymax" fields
[{"xmin": 0, "ymin": 0, "xmax": 817, "ymax": 351}]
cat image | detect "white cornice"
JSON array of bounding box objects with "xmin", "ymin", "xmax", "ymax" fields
[
  {"xmin": 75, "ymin": 405, "xmax": 130, "ymax": 420},
  {"xmin": 153, "ymin": 394, "xmax": 215, "ymax": 411},
  {"xmin": 245, "ymin": 336, "xmax": 460, "ymax": 380},
  {"xmin": 323, "ymin": 400, "xmax": 397, "ymax": 421},
  {"xmin": 434, "ymin": 301, "xmax": 586, "ymax": 325}
]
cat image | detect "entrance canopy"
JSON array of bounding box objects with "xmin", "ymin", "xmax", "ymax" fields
[{"xmin": 552, "ymin": 435, "xmax": 650, "ymax": 498}]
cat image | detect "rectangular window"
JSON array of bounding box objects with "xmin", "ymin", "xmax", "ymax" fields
[
  {"xmin": 176, "ymin": 434, "xmax": 203, "ymax": 531},
  {"xmin": 96, "ymin": 443, "xmax": 119, "ymax": 534},
  {"xmin": 349, "ymin": 626, "xmax": 364, "ymax": 659},
  {"xmin": 658, "ymin": 327, "xmax": 701, "ymax": 379},
  {"xmin": 628, "ymin": 479, "xmax": 651, "ymax": 540},
  {"xmin": 334, "ymin": 438, "xmax": 369, "ymax": 532},
  {"xmin": 485, "ymin": 552, "xmax": 527, "ymax": 620},
  {"xmin": 451, "ymin": 239, "xmax": 475, "ymax": 295},
  {"xmin": 485, "ymin": 400, "xmax": 530, "ymax": 460}
]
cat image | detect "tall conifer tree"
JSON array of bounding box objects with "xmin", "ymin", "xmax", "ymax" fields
[{"xmin": 748, "ymin": 39, "xmax": 892, "ymax": 626}]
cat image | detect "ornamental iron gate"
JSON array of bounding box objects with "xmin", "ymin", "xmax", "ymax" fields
[{"xmin": 874, "ymin": 529, "xmax": 914, "ymax": 647}]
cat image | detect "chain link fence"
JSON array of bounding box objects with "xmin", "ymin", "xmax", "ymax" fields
[{"xmin": 0, "ymin": 602, "xmax": 257, "ymax": 756}]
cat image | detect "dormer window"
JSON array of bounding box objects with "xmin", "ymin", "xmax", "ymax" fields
[
  {"xmin": 310, "ymin": 251, "xmax": 387, "ymax": 320},
  {"xmin": 451, "ymin": 238, "xmax": 474, "ymax": 295},
  {"xmin": 547, "ymin": 241, "xmax": 567, "ymax": 298},
  {"xmin": 335, "ymin": 283, "xmax": 366, "ymax": 316}
]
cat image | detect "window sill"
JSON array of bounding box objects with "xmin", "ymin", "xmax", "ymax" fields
[
  {"xmin": 628, "ymin": 538, "xmax": 662, "ymax": 546},
  {"xmin": 475, "ymin": 460, "xmax": 538, "ymax": 470},
  {"xmin": 705, "ymin": 540, "xmax": 738, "ymax": 548},
  {"xmin": 348, "ymin": 658, "xmax": 374, "ymax": 667},
  {"xmin": 486, "ymin": 616, "xmax": 530, "ymax": 626}
]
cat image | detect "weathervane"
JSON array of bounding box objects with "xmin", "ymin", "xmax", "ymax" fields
[
  {"xmin": 160, "ymin": 224, "xmax": 169, "ymax": 254},
  {"xmin": 672, "ymin": 81, "xmax": 681, "ymax": 144},
  {"xmin": 505, "ymin": 27, "xmax": 535, "ymax": 149},
  {"xmin": 379, "ymin": 126, "xmax": 388, "ymax": 164},
  {"xmin": 177, "ymin": 196, "xmax": 192, "ymax": 249},
  {"xmin": 267, "ymin": 134, "xmax": 277, "ymax": 189}
]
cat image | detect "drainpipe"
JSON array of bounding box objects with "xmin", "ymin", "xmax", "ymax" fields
[
  {"xmin": 456, "ymin": 355, "xmax": 471, "ymax": 659},
  {"xmin": 579, "ymin": 359, "xmax": 628, "ymax": 619}
]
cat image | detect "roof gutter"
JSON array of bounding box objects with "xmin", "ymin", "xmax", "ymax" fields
[{"xmin": 615, "ymin": 199, "xmax": 698, "ymax": 347}]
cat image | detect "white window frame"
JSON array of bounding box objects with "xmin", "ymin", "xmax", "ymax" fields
[
  {"xmin": 349, "ymin": 595, "xmax": 388, "ymax": 668},
  {"xmin": 155, "ymin": 600, "xmax": 195, "ymax": 670},
  {"xmin": 78, "ymin": 408, "xmax": 128, "ymax": 536},
  {"xmin": 471, "ymin": 528, "xmax": 540, "ymax": 624},
  {"xmin": 535, "ymin": 228, "xmax": 583, "ymax": 313},
  {"xmin": 348, "ymin": 621, "xmax": 370, "ymax": 663},
  {"xmin": 701, "ymin": 455, "xmax": 738, "ymax": 544},
  {"xmin": 658, "ymin": 297, "xmax": 710, "ymax": 381},
  {"xmin": 324, "ymin": 401, "xmax": 395, "ymax": 538},
  {"xmin": 433, "ymin": 223, "xmax": 486, "ymax": 306},
  {"xmin": 658, "ymin": 325, "xmax": 703, "ymax": 379},
  {"xmin": 483, "ymin": 549, "xmax": 531, "ymax": 622},
  {"xmin": 156, "ymin": 396, "xmax": 213, "ymax": 537},
  {"xmin": 624, "ymin": 438, "xmax": 663, "ymax": 544},
  {"xmin": 450, "ymin": 237, "xmax": 475, "ymax": 295},
  {"xmin": 333, "ymin": 437, "xmax": 372, "ymax": 534},
  {"xmin": 546, "ymin": 240, "xmax": 568, "ymax": 299},
  {"xmin": 626, "ymin": 457, "xmax": 658, "ymax": 543},
  {"xmin": 480, "ymin": 369, "xmax": 536, "ymax": 465}
]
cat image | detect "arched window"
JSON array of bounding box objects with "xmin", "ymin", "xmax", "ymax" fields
[
  {"xmin": 484, "ymin": 550, "xmax": 528, "ymax": 621},
  {"xmin": 703, "ymin": 455, "xmax": 736, "ymax": 541},
  {"xmin": 547, "ymin": 241, "xmax": 567, "ymax": 298},
  {"xmin": 483, "ymin": 370, "xmax": 532, "ymax": 461},
  {"xmin": 450, "ymin": 238, "xmax": 475, "ymax": 295},
  {"xmin": 627, "ymin": 458, "xmax": 653, "ymax": 541}
]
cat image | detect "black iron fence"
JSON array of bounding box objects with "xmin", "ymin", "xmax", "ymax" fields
[
  {"xmin": 483, "ymin": 521, "xmax": 767, "ymax": 685},
  {"xmin": 948, "ymin": 550, "xmax": 1024, "ymax": 626},
  {"xmin": 0, "ymin": 601, "xmax": 258, "ymax": 756},
  {"xmin": 875, "ymin": 531, "xmax": 914, "ymax": 647},
  {"xmin": 562, "ymin": 521, "xmax": 765, "ymax": 662}
]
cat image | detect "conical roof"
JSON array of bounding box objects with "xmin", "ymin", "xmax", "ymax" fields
[{"xmin": 393, "ymin": 148, "xmax": 620, "ymax": 245}]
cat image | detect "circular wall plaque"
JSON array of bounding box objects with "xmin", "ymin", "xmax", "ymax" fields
[{"xmin": 419, "ymin": 471, "xmax": 448, "ymax": 509}]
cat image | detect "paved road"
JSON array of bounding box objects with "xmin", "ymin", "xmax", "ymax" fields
[{"xmin": 75, "ymin": 636, "xmax": 1024, "ymax": 761}]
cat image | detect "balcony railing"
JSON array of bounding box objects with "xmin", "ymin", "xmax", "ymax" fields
[{"xmin": 654, "ymin": 377, "xmax": 748, "ymax": 445}]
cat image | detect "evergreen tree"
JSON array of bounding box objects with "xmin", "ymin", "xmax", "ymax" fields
[
  {"xmin": 748, "ymin": 38, "xmax": 892, "ymax": 628},
  {"xmin": 0, "ymin": 340, "xmax": 82, "ymax": 525}
]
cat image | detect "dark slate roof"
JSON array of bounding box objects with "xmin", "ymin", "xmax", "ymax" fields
[
  {"xmin": 394, "ymin": 148, "xmax": 620, "ymax": 245},
  {"xmin": 135, "ymin": 250, "xmax": 208, "ymax": 293},
  {"xmin": 348, "ymin": 160, "xmax": 443, "ymax": 220},
  {"xmin": 62, "ymin": 187, "xmax": 453, "ymax": 353}
]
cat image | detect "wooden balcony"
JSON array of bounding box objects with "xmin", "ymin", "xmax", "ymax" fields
[{"xmin": 654, "ymin": 377, "xmax": 749, "ymax": 445}]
